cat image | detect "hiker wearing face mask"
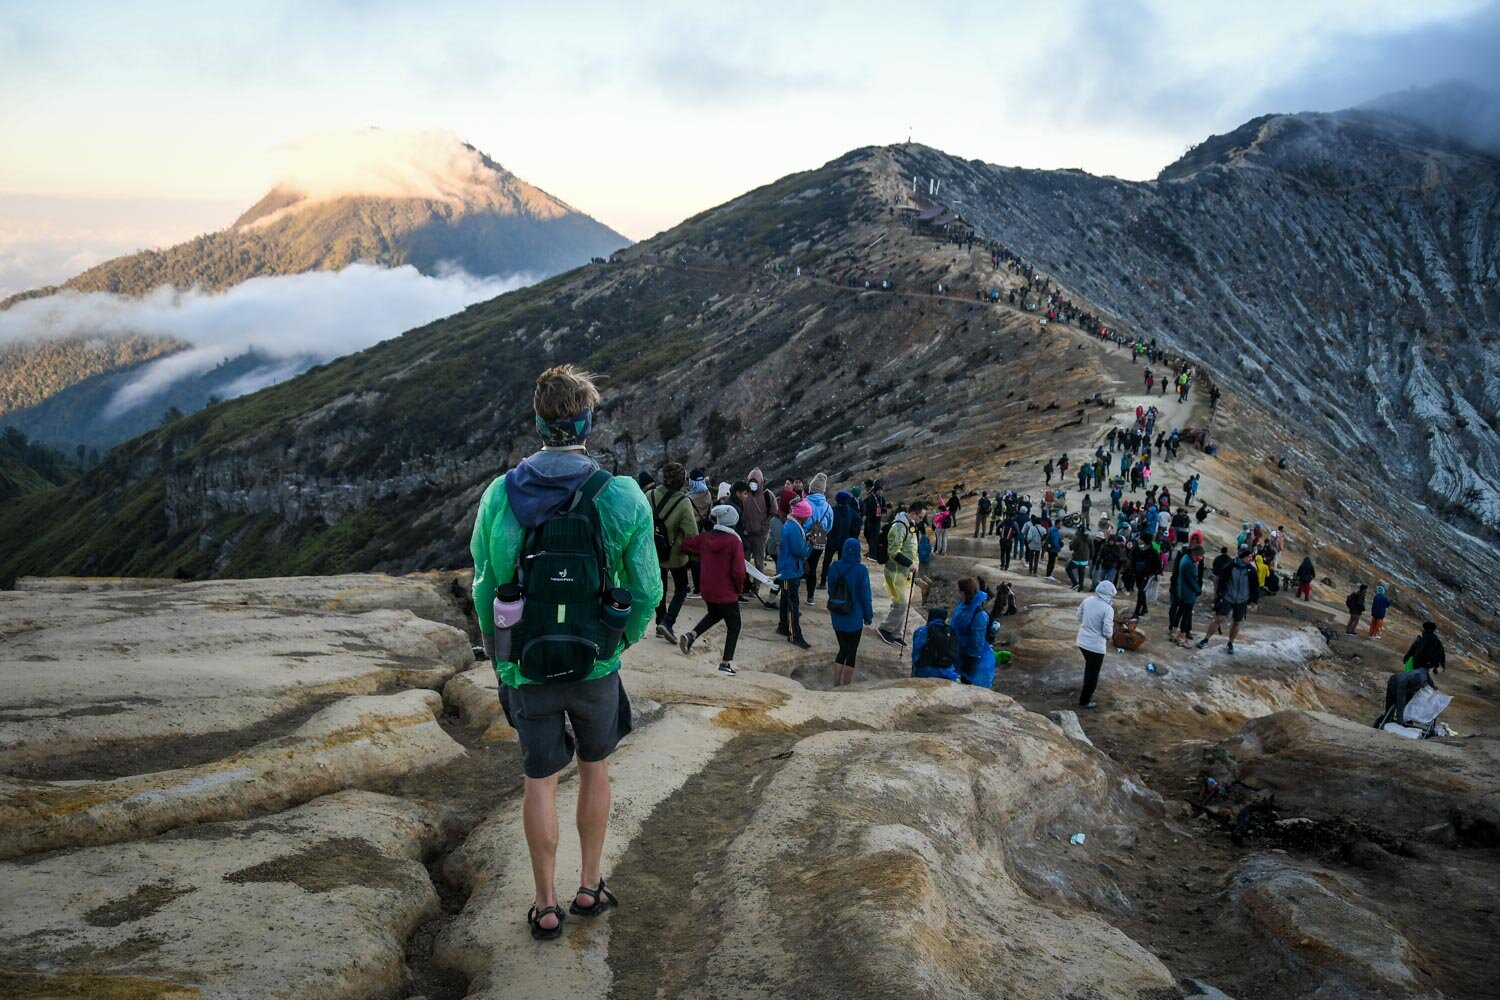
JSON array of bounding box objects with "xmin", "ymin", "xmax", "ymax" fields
[{"xmin": 741, "ymin": 468, "xmax": 775, "ymax": 571}]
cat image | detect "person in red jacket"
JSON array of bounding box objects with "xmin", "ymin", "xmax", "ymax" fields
[{"xmin": 679, "ymin": 504, "xmax": 748, "ymax": 675}]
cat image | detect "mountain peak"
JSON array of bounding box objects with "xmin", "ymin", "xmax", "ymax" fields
[{"xmin": 233, "ymin": 128, "xmax": 573, "ymax": 229}]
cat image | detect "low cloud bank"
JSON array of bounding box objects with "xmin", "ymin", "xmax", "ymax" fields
[{"xmin": 0, "ymin": 263, "xmax": 531, "ymax": 417}]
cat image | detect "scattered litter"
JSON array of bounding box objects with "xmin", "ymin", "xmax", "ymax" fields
[
  {"xmin": 1069, "ymin": 833, "xmax": 1086, "ymax": 845},
  {"xmin": 1146, "ymin": 661, "xmax": 1158, "ymax": 674}
]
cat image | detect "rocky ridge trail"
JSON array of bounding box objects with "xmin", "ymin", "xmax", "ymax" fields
[{"xmin": 3, "ymin": 336, "xmax": 1496, "ymax": 997}]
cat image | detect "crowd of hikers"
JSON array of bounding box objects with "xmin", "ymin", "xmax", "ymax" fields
[{"xmin": 473, "ymin": 302, "xmax": 1461, "ymax": 939}]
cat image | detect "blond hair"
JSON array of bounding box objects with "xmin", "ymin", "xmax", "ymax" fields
[{"xmin": 533, "ymin": 364, "xmax": 600, "ymax": 420}]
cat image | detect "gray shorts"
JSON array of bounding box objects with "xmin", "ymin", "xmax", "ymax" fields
[
  {"xmin": 1214, "ymin": 597, "xmax": 1249, "ymax": 622},
  {"xmin": 499, "ymin": 671, "xmax": 632, "ymax": 779}
]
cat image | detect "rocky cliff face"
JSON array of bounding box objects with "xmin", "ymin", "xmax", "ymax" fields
[{"xmin": 892, "ymin": 108, "xmax": 1500, "ymax": 530}]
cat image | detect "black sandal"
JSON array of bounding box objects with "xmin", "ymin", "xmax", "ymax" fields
[
  {"xmin": 527, "ymin": 904, "xmax": 565, "ymax": 940},
  {"xmin": 569, "ymin": 879, "xmax": 619, "ymax": 917}
]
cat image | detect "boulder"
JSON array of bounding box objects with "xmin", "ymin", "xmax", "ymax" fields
[
  {"xmin": 0, "ymin": 585, "xmax": 471, "ymax": 771},
  {"xmin": 0, "ymin": 791, "xmax": 457, "ymax": 999},
  {"xmin": 1222, "ymin": 710, "xmax": 1500, "ymax": 835},
  {"xmin": 442, "ymin": 665, "xmax": 515, "ymax": 742},
  {"xmin": 1224, "ymin": 856, "xmax": 1437, "ymax": 999},
  {"xmin": 0, "ymin": 690, "xmax": 465, "ymax": 858}
]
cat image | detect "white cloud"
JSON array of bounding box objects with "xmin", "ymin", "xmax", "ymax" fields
[
  {"xmin": 246, "ymin": 128, "xmax": 525, "ymax": 226},
  {"xmin": 0, "ymin": 263, "xmax": 532, "ymax": 415}
]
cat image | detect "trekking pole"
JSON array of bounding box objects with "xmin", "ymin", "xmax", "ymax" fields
[{"xmin": 898, "ymin": 570, "xmax": 916, "ymax": 646}]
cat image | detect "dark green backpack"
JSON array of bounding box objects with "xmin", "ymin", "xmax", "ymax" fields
[{"xmin": 514, "ymin": 469, "xmax": 615, "ymax": 684}]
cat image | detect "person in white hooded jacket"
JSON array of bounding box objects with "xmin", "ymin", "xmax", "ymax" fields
[{"xmin": 1075, "ymin": 580, "xmax": 1117, "ymax": 708}]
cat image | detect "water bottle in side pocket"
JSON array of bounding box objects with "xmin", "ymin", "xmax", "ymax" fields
[
  {"xmin": 492, "ymin": 583, "xmax": 525, "ymax": 662},
  {"xmin": 598, "ymin": 588, "xmax": 633, "ymax": 657}
]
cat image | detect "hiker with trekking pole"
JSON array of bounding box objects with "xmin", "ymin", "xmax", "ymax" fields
[{"xmin": 877, "ymin": 500, "xmax": 927, "ymax": 647}]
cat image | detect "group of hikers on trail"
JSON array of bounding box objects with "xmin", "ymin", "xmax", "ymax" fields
[{"xmin": 469, "ymin": 361, "xmax": 1462, "ymax": 945}]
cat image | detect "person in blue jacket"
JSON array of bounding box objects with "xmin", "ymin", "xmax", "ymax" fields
[
  {"xmin": 911, "ymin": 608, "xmax": 961, "ymax": 681},
  {"xmin": 776, "ymin": 499, "xmax": 813, "ymax": 649},
  {"xmin": 825, "ymin": 537, "xmax": 874, "ymax": 687},
  {"xmin": 819, "ymin": 489, "xmax": 862, "ymax": 590},
  {"xmin": 951, "ymin": 577, "xmax": 997, "ymax": 688}
]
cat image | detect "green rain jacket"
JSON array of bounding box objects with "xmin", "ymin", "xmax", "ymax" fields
[{"xmin": 471, "ymin": 470, "xmax": 663, "ymax": 688}]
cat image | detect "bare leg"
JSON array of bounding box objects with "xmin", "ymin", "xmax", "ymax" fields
[
  {"xmin": 522, "ymin": 774, "xmax": 561, "ymax": 929},
  {"xmin": 575, "ymin": 759, "xmax": 611, "ymax": 906}
]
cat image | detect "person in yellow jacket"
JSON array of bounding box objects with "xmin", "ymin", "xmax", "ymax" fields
[{"xmin": 876, "ymin": 500, "xmax": 928, "ymax": 646}]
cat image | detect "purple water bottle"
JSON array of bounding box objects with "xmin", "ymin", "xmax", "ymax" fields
[{"xmin": 491, "ymin": 583, "xmax": 524, "ymax": 662}]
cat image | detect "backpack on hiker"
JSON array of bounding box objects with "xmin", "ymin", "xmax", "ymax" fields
[
  {"xmin": 920, "ymin": 622, "xmax": 959, "ymax": 670},
  {"xmin": 873, "ymin": 517, "xmax": 898, "ymax": 565},
  {"xmin": 513, "ymin": 470, "xmax": 618, "ymax": 685},
  {"xmin": 806, "ymin": 518, "xmax": 829, "ymax": 551},
  {"xmin": 827, "ymin": 573, "xmax": 854, "ymax": 615},
  {"xmin": 651, "ymin": 491, "xmax": 686, "ymax": 563}
]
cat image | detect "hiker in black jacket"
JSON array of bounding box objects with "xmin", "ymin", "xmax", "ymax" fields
[
  {"xmin": 1197, "ymin": 547, "xmax": 1259, "ymax": 655},
  {"xmin": 1344, "ymin": 584, "xmax": 1367, "ymax": 636},
  {"xmin": 862, "ymin": 481, "xmax": 886, "ymax": 562},
  {"xmin": 1403, "ymin": 621, "xmax": 1447, "ymax": 672}
]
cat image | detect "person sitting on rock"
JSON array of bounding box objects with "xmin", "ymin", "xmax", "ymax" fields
[
  {"xmin": 911, "ymin": 608, "xmax": 961, "ymax": 681},
  {"xmin": 1373, "ymin": 660, "xmax": 1443, "ymax": 729},
  {"xmin": 951, "ymin": 577, "xmax": 997, "ymax": 688},
  {"xmin": 1112, "ymin": 615, "xmax": 1146, "ymax": 652},
  {"xmin": 470, "ymin": 364, "xmax": 661, "ymax": 941}
]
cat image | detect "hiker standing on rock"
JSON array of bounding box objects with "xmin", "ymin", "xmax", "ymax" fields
[
  {"xmin": 1295, "ymin": 555, "xmax": 1315, "ymax": 601},
  {"xmin": 741, "ymin": 469, "xmax": 775, "ymax": 571},
  {"xmin": 1369, "ymin": 585, "xmax": 1391, "ymax": 639},
  {"xmin": 862, "ymin": 480, "xmax": 886, "ymax": 561},
  {"xmin": 877, "ymin": 501, "xmax": 926, "ymax": 646},
  {"xmin": 1403, "ymin": 621, "xmax": 1447, "ymax": 673},
  {"xmin": 685, "ymin": 468, "xmax": 712, "ymax": 598},
  {"xmin": 802, "ymin": 474, "xmax": 834, "ymax": 607},
  {"xmin": 677, "ymin": 504, "xmax": 747, "ymax": 675},
  {"xmin": 825, "ymin": 538, "xmax": 874, "ymax": 687},
  {"xmin": 821, "ymin": 489, "xmax": 861, "ymax": 590},
  {"xmin": 1344, "ymin": 584, "xmax": 1367, "ymax": 636},
  {"xmin": 1173, "ymin": 545, "xmax": 1205, "ymax": 644},
  {"xmin": 650, "ymin": 464, "xmax": 698, "ymax": 644},
  {"xmin": 1075, "ymin": 580, "xmax": 1117, "ymax": 709},
  {"xmin": 470, "ymin": 364, "xmax": 662, "ymax": 941},
  {"xmin": 1197, "ymin": 547, "xmax": 1260, "ymax": 655},
  {"xmin": 1067, "ymin": 523, "xmax": 1094, "ymax": 591},
  {"xmin": 776, "ymin": 500, "xmax": 813, "ymax": 649}
]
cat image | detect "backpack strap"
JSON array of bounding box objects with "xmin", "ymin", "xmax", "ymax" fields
[
  {"xmin": 573, "ymin": 470, "xmax": 614, "ymax": 588},
  {"xmin": 520, "ymin": 470, "xmax": 614, "ymax": 594}
]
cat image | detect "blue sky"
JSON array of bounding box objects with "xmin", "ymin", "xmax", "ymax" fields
[{"xmin": 2, "ymin": 0, "xmax": 1497, "ymax": 293}]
